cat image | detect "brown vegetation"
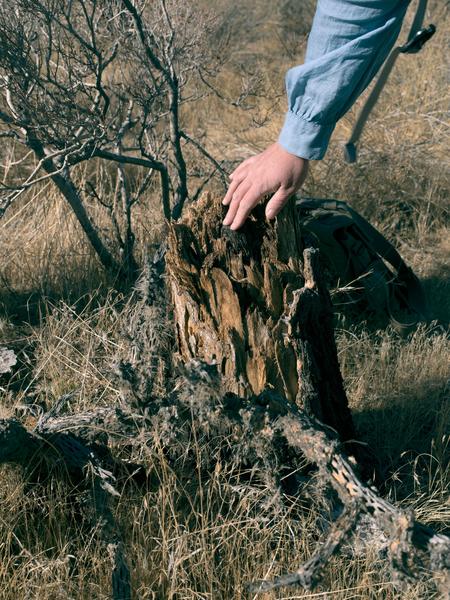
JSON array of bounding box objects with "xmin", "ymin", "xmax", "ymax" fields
[{"xmin": 0, "ymin": 1, "xmax": 449, "ymax": 599}]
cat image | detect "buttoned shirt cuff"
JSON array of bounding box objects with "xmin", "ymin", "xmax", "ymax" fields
[{"xmin": 278, "ymin": 110, "xmax": 335, "ymax": 160}]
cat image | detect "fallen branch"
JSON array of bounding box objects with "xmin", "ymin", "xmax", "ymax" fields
[
  {"xmin": 246, "ymin": 391, "xmax": 450, "ymax": 595},
  {"xmin": 0, "ymin": 417, "xmax": 131, "ymax": 600}
]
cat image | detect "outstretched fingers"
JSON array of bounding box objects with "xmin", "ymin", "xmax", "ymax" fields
[
  {"xmin": 222, "ymin": 174, "xmax": 245, "ymax": 207},
  {"xmin": 222, "ymin": 143, "xmax": 308, "ymax": 229},
  {"xmin": 224, "ymin": 184, "xmax": 294, "ymax": 229},
  {"xmin": 223, "ymin": 180, "xmax": 253, "ymax": 226},
  {"xmin": 228, "ymin": 187, "xmax": 263, "ymax": 230},
  {"xmin": 223, "ymin": 157, "xmax": 258, "ymax": 207}
]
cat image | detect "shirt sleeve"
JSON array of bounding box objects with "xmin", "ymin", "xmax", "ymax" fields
[{"xmin": 278, "ymin": 0, "xmax": 410, "ymax": 160}]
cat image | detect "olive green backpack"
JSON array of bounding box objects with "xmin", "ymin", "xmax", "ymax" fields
[{"xmin": 295, "ymin": 197, "xmax": 428, "ymax": 331}]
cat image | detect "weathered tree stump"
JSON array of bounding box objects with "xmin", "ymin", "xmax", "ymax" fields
[
  {"xmin": 166, "ymin": 192, "xmax": 355, "ymax": 442},
  {"xmin": 1, "ymin": 201, "xmax": 449, "ymax": 595}
]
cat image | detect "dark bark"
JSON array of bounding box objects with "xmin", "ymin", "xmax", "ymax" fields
[
  {"xmin": 168, "ymin": 78, "xmax": 188, "ymax": 220},
  {"xmin": 50, "ymin": 169, "xmax": 121, "ymax": 274},
  {"xmin": 25, "ymin": 132, "xmax": 121, "ymax": 275}
]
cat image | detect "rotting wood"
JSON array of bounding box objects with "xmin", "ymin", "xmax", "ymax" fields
[
  {"xmin": 166, "ymin": 192, "xmax": 356, "ymax": 443},
  {"xmin": 166, "ymin": 191, "xmax": 305, "ymax": 403},
  {"xmin": 245, "ymin": 392, "xmax": 450, "ymax": 595},
  {"xmin": 0, "ymin": 417, "xmax": 131, "ymax": 600}
]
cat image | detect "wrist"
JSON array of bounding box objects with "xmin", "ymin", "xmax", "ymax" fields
[
  {"xmin": 276, "ymin": 141, "xmax": 308, "ymax": 164},
  {"xmin": 276, "ymin": 141, "xmax": 309, "ymax": 168},
  {"xmin": 278, "ymin": 111, "xmax": 335, "ymax": 160}
]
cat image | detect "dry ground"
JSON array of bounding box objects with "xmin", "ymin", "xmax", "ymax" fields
[{"xmin": 0, "ymin": 1, "xmax": 449, "ymax": 598}]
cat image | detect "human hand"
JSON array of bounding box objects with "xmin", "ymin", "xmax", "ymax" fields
[{"xmin": 222, "ymin": 142, "xmax": 309, "ymax": 230}]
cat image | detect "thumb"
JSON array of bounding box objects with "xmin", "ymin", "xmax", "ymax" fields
[{"xmin": 265, "ymin": 187, "xmax": 292, "ymax": 219}]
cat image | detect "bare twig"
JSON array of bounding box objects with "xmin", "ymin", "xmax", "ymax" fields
[{"xmin": 0, "ymin": 416, "xmax": 131, "ymax": 600}]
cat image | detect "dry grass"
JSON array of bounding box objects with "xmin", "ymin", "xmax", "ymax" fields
[{"xmin": 0, "ymin": 1, "xmax": 449, "ymax": 598}]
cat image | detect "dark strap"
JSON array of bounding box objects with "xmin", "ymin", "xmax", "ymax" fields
[{"xmin": 344, "ymin": 0, "xmax": 435, "ymax": 163}]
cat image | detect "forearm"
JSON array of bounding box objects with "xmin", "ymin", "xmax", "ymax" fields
[{"xmin": 278, "ymin": 0, "xmax": 410, "ymax": 160}]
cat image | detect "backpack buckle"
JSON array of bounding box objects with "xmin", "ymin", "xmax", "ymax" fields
[{"xmin": 400, "ymin": 24, "xmax": 436, "ymax": 54}]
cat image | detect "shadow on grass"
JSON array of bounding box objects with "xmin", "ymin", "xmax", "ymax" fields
[
  {"xmin": 421, "ymin": 263, "xmax": 450, "ymax": 327},
  {"xmin": 352, "ymin": 375, "xmax": 449, "ymax": 510},
  {"xmin": 332, "ymin": 259, "xmax": 450, "ymax": 335},
  {"xmin": 0, "ymin": 267, "xmax": 126, "ymax": 327}
]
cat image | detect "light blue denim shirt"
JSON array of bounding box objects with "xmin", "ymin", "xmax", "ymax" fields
[{"xmin": 278, "ymin": 0, "xmax": 410, "ymax": 160}]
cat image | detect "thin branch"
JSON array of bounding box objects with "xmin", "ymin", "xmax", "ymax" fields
[
  {"xmin": 92, "ymin": 149, "xmax": 165, "ymax": 172},
  {"xmin": 180, "ymin": 130, "xmax": 228, "ymax": 184},
  {"xmin": 121, "ymin": 0, "xmax": 167, "ymax": 76}
]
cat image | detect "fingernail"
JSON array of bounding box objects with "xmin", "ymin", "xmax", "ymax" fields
[{"xmin": 266, "ymin": 210, "xmax": 275, "ymax": 219}]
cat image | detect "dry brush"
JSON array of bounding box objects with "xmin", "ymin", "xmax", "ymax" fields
[{"xmin": 0, "ymin": 195, "xmax": 449, "ymax": 599}]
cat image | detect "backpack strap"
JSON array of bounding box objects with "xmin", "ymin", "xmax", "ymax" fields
[
  {"xmin": 342, "ymin": 203, "xmax": 429, "ymax": 324},
  {"xmin": 344, "ymin": 0, "xmax": 436, "ymax": 163}
]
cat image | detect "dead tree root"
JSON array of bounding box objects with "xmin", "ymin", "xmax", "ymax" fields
[
  {"xmin": 0, "ymin": 417, "xmax": 131, "ymax": 600},
  {"xmin": 1, "ymin": 377, "xmax": 449, "ymax": 597}
]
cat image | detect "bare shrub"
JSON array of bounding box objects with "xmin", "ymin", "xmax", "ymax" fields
[{"xmin": 0, "ymin": 0, "xmax": 228, "ymax": 281}]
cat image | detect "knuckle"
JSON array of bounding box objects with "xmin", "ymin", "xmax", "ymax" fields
[{"xmin": 279, "ymin": 184, "xmax": 294, "ymax": 194}]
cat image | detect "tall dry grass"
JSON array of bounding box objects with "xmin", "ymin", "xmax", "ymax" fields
[{"xmin": 0, "ymin": 1, "xmax": 449, "ymax": 598}]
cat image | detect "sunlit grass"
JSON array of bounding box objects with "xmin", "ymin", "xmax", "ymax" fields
[{"xmin": 0, "ymin": 1, "xmax": 448, "ymax": 598}]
